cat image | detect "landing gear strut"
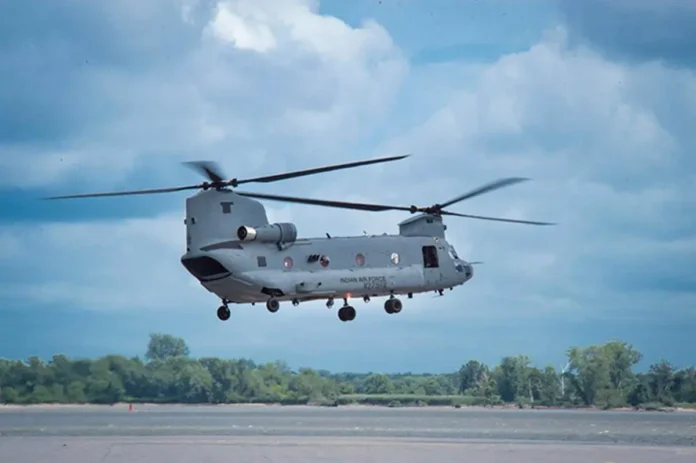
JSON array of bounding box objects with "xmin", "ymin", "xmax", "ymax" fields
[
  {"xmin": 217, "ymin": 302, "xmax": 231, "ymax": 321},
  {"xmin": 338, "ymin": 298, "xmax": 356, "ymax": 322},
  {"xmin": 266, "ymin": 298, "xmax": 280, "ymax": 313},
  {"xmin": 384, "ymin": 296, "xmax": 402, "ymax": 314}
]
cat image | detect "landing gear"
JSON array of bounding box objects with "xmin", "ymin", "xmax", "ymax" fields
[
  {"xmin": 266, "ymin": 298, "xmax": 280, "ymax": 313},
  {"xmin": 337, "ymin": 298, "xmax": 356, "ymax": 322},
  {"xmin": 292, "ymin": 298, "xmax": 300, "ymax": 306},
  {"xmin": 338, "ymin": 305, "xmax": 356, "ymax": 322},
  {"xmin": 326, "ymin": 297, "xmax": 334, "ymax": 309},
  {"xmin": 384, "ymin": 297, "xmax": 402, "ymax": 314},
  {"xmin": 217, "ymin": 304, "xmax": 230, "ymax": 321}
]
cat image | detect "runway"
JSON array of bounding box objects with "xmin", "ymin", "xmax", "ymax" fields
[{"xmin": 1, "ymin": 405, "xmax": 695, "ymax": 462}]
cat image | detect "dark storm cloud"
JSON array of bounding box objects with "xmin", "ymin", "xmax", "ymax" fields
[{"xmin": 558, "ymin": 0, "xmax": 696, "ymax": 68}]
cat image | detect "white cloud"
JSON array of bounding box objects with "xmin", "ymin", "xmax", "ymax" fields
[
  {"xmin": 372, "ymin": 27, "xmax": 696, "ymax": 321},
  {"xmin": 0, "ymin": 0, "xmax": 407, "ymax": 189},
  {"xmin": 0, "ymin": 214, "xmax": 193, "ymax": 312},
  {"xmin": 207, "ymin": 1, "xmax": 279, "ymax": 52}
]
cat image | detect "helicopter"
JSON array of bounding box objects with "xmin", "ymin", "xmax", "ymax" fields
[{"xmin": 44, "ymin": 155, "xmax": 555, "ymax": 322}]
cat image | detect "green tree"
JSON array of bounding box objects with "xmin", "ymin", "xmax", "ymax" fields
[
  {"xmin": 673, "ymin": 367, "xmax": 696, "ymax": 403},
  {"xmin": 0, "ymin": 334, "xmax": 692, "ymax": 409},
  {"xmin": 458, "ymin": 360, "xmax": 488, "ymax": 394},
  {"xmin": 360, "ymin": 373, "xmax": 394, "ymax": 394},
  {"xmin": 538, "ymin": 366, "xmax": 562, "ymax": 405},
  {"xmin": 566, "ymin": 345, "xmax": 610, "ymax": 406},
  {"xmin": 648, "ymin": 360, "xmax": 675, "ymax": 404},
  {"xmin": 494, "ymin": 355, "xmax": 531, "ymax": 403},
  {"xmin": 603, "ymin": 341, "xmax": 641, "ymax": 395},
  {"xmin": 146, "ymin": 333, "xmax": 190, "ymax": 361}
]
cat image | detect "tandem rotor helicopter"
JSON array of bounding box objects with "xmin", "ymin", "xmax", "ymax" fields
[{"xmin": 45, "ymin": 155, "xmax": 555, "ymax": 322}]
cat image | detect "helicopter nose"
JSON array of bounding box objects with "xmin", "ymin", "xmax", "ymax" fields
[{"xmin": 463, "ymin": 262, "xmax": 473, "ymax": 281}]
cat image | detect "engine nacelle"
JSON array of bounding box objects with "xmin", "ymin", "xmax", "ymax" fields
[{"xmin": 237, "ymin": 223, "xmax": 298, "ymax": 244}]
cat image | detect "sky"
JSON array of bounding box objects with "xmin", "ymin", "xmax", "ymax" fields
[{"xmin": 0, "ymin": 0, "xmax": 694, "ymax": 374}]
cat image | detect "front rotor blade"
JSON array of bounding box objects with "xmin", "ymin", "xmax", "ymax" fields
[
  {"xmin": 43, "ymin": 184, "xmax": 202, "ymax": 200},
  {"xmin": 183, "ymin": 161, "xmax": 226, "ymax": 183},
  {"xmin": 235, "ymin": 154, "xmax": 410, "ymax": 185},
  {"xmin": 439, "ymin": 177, "xmax": 530, "ymax": 209},
  {"xmin": 236, "ymin": 191, "xmax": 412, "ymax": 212},
  {"xmin": 440, "ymin": 210, "xmax": 555, "ymax": 225}
]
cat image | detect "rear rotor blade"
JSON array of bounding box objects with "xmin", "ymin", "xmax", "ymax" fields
[
  {"xmin": 182, "ymin": 161, "xmax": 226, "ymax": 183},
  {"xmin": 43, "ymin": 184, "xmax": 202, "ymax": 200},
  {"xmin": 439, "ymin": 177, "xmax": 530, "ymax": 209},
  {"xmin": 235, "ymin": 154, "xmax": 410, "ymax": 185},
  {"xmin": 440, "ymin": 210, "xmax": 555, "ymax": 225},
  {"xmin": 236, "ymin": 191, "xmax": 413, "ymax": 213}
]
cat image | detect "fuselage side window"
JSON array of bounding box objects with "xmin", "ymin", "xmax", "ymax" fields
[
  {"xmin": 422, "ymin": 245, "xmax": 439, "ymax": 268},
  {"xmin": 283, "ymin": 256, "xmax": 293, "ymax": 269}
]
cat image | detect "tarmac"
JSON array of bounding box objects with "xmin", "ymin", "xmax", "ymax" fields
[{"xmin": 1, "ymin": 405, "xmax": 695, "ymax": 462}]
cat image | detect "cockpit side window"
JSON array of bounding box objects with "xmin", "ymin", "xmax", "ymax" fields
[{"xmin": 448, "ymin": 245, "xmax": 459, "ymax": 260}]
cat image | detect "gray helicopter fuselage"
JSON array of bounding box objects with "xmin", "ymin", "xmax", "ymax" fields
[
  {"xmin": 179, "ymin": 189, "xmax": 473, "ymax": 304},
  {"xmin": 184, "ymin": 234, "xmax": 473, "ymax": 303}
]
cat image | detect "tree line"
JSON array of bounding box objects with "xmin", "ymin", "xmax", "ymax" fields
[{"xmin": 1, "ymin": 333, "xmax": 694, "ymax": 410}]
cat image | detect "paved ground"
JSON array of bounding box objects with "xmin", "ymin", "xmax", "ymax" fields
[{"xmin": 2, "ymin": 405, "xmax": 695, "ymax": 462}]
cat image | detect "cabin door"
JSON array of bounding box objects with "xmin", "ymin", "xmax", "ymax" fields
[{"xmin": 422, "ymin": 245, "xmax": 443, "ymax": 287}]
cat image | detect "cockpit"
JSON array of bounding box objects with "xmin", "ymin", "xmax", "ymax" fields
[
  {"xmin": 449, "ymin": 245, "xmax": 473, "ymax": 280},
  {"xmin": 449, "ymin": 246, "xmax": 464, "ymax": 272},
  {"xmin": 447, "ymin": 245, "xmax": 460, "ymax": 261}
]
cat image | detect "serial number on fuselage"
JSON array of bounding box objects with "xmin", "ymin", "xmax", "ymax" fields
[{"xmin": 339, "ymin": 275, "xmax": 388, "ymax": 289}]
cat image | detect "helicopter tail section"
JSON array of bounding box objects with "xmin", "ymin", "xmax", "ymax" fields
[
  {"xmin": 185, "ymin": 189, "xmax": 270, "ymax": 252},
  {"xmin": 180, "ymin": 255, "xmax": 232, "ymax": 283}
]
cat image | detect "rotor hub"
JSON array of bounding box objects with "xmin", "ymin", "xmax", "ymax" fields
[{"xmin": 428, "ymin": 204, "xmax": 443, "ymax": 214}]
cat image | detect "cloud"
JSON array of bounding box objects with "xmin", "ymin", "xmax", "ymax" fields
[
  {"xmin": 557, "ymin": 0, "xmax": 696, "ymax": 68},
  {"xmin": 0, "ymin": 0, "xmax": 407, "ymax": 190},
  {"xmin": 1, "ymin": 0, "xmax": 695, "ymax": 369},
  {"xmin": 374, "ymin": 28, "xmax": 696, "ymax": 321}
]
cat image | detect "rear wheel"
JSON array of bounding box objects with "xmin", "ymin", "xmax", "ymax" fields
[
  {"xmin": 266, "ymin": 298, "xmax": 280, "ymax": 313},
  {"xmin": 384, "ymin": 298, "xmax": 402, "ymax": 314},
  {"xmin": 217, "ymin": 305, "xmax": 230, "ymax": 321}
]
